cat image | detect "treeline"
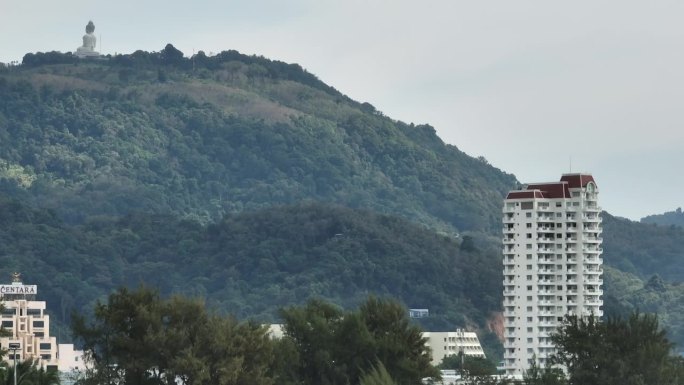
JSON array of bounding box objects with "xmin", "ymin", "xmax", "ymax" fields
[
  {"xmin": 21, "ymin": 45, "xmax": 340, "ymax": 97},
  {"xmin": 71, "ymin": 288, "xmax": 684, "ymax": 385},
  {"xmin": 72, "ymin": 287, "xmax": 437, "ymax": 385},
  {"xmin": 641, "ymin": 207, "xmax": 684, "ymax": 228}
]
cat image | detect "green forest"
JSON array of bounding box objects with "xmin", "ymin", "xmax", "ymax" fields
[{"xmin": 2, "ymin": 46, "xmax": 684, "ymax": 363}]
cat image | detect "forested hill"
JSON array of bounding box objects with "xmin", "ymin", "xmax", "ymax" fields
[
  {"xmin": 0, "ymin": 46, "xmax": 516, "ymax": 234},
  {"xmin": 641, "ymin": 208, "xmax": 684, "ymax": 228},
  {"xmin": 0, "ymin": 196, "xmax": 503, "ymax": 356}
]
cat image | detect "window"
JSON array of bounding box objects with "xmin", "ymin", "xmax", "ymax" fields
[
  {"xmin": 526, "ymin": 233, "xmax": 532, "ymax": 239},
  {"xmin": 526, "ymin": 275, "xmax": 532, "ymax": 281},
  {"xmin": 2, "ymin": 308, "xmax": 15, "ymax": 316},
  {"xmin": 526, "ymin": 244, "xmax": 533, "ymax": 249},
  {"xmin": 1, "ymin": 321, "xmax": 13, "ymax": 328},
  {"xmin": 40, "ymin": 354, "xmax": 51, "ymax": 360},
  {"xmin": 527, "ymin": 286, "xmax": 532, "ymax": 291},
  {"xmin": 526, "ymin": 212, "xmax": 532, "ymax": 218},
  {"xmin": 526, "ymin": 223, "xmax": 532, "ymax": 228},
  {"xmin": 33, "ymin": 320, "xmax": 44, "ymax": 328},
  {"xmin": 34, "ymin": 332, "xmax": 44, "ymax": 337},
  {"xmin": 26, "ymin": 309, "xmax": 41, "ymax": 316},
  {"xmin": 39, "ymin": 343, "xmax": 51, "ymax": 351},
  {"xmin": 527, "ymin": 254, "xmax": 532, "ymax": 259},
  {"xmin": 527, "ymin": 296, "xmax": 532, "ymax": 301},
  {"xmin": 526, "ymin": 265, "xmax": 532, "ymax": 270}
]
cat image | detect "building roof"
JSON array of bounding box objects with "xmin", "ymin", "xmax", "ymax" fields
[
  {"xmin": 505, "ymin": 174, "xmax": 595, "ymax": 200},
  {"xmin": 560, "ymin": 173, "xmax": 596, "ymax": 189}
]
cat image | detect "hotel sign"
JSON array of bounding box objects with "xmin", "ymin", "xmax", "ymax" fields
[{"xmin": 0, "ymin": 285, "xmax": 37, "ymax": 295}]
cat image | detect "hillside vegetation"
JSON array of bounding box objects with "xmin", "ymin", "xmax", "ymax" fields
[
  {"xmin": 0, "ymin": 196, "xmax": 503, "ymax": 357},
  {"xmin": 0, "ymin": 47, "xmax": 515, "ymax": 233},
  {"xmin": 641, "ymin": 208, "xmax": 684, "ymax": 228}
]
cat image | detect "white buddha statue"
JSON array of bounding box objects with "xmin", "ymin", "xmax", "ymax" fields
[{"xmin": 75, "ymin": 21, "xmax": 100, "ymax": 58}]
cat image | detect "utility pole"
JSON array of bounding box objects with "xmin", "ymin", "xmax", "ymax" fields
[{"xmin": 9, "ymin": 342, "xmax": 20, "ymax": 385}]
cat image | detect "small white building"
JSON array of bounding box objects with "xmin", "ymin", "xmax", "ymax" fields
[
  {"xmin": 0, "ymin": 274, "xmax": 58, "ymax": 369},
  {"xmin": 422, "ymin": 329, "xmax": 486, "ymax": 366}
]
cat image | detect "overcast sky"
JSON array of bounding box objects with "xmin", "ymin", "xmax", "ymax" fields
[{"xmin": 3, "ymin": 1, "xmax": 684, "ymax": 221}]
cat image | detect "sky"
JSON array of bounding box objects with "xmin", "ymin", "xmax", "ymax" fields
[{"xmin": 2, "ymin": 0, "xmax": 684, "ymax": 221}]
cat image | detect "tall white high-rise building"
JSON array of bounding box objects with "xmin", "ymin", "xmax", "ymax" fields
[{"xmin": 502, "ymin": 174, "xmax": 603, "ymax": 376}]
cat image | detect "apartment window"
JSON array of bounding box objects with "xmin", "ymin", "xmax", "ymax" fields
[
  {"xmin": 526, "ymin": 265, "xmax": 532, "ymax": 270},
  {"xmin": 556, "ymin": 202, "xmax": 562, "ymax": 207},
  {"xmin": 556, "ymin": 234, "xmax": 562, "ymax": 238},
  {"xmin": 34, "ymin": 332, "xmax": 44, "ymax": 337},
  {"xmin": 527, "ymin": 254, "xmax": 532, "ymax": 259},
  {"xmin": 527, "ymin": 328, "xmax": 533, "ymax": 333},
  {"xmin": 33, "ymin": 320, "xmax": 44, "ymax": 328},
  {"xmin": 40, "ymin": 343, "xmax": 51, "ymax": 350},
  {"xmin": 526, "ymin": 223, "xmax": 532, "ymax": 228},
  {"xmin": 527, "ymin": 286, "xmax": 532, "ymax": 291},
  {"xmin": 526, "ymin": 212, "xmax": 532, "ymax": 218},
  {"xmin": 1, "ymin": 321, "xmax": 13, "ymax": 328},
  {"xmin": 526, "ymin": 275, "xmax": 532, "ymax": 281},
  {"xmin": 527, "ymin": 317, "xmax": 533, "ymax": 322},
  {"xmin": 526, "ymin": 244, "xmax": 532, "ymax": 249},
  {"xmin": 2, "ymin": 308, "xmax": 16, "ymax": 316},
  {"xmin": 27, "ymin": 309, "xmax": 41, "ymax": 316},
  {"xmin": 40, "ymin": 354, "xmax": 51, "ymax": 360},
  {"xmin": 527, "ymin": 233, "xmax": 532, "ymax": 239},
  {"xmin": 527, "ymin": 296, "xmax": 532, "ymax": 301}
]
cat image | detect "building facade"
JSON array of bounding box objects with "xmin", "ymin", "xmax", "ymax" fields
[
  {"xmin": 502, "ymin": 174, "xmax": 603, "ymax": 375},
  {"xmin": 423, "ymin": 329, "xmax": 486, "ymax": 366},
  {"xmin": 0, "ymin": 275, "xmax": 59, "ymax": 369}
]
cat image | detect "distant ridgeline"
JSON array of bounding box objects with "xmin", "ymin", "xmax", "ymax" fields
[
  {"xmin": 641, "ymin": 208, "xmax": 684, "ymax": 228},
  {"xmin": 20, "ymin": 45, "xmax": 340, "ymax": 97}
]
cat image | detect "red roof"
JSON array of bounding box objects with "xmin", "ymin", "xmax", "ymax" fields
[
  {"xmin": 506, "ymin": 174, "xmax": 596, "ymax": 200},
  {"xmin": 560, "ymin": 174, "xmax": 596, "ymax": 188},
  {"xmin": 526, "ymin": 183, "xmax": 570, "ymax": 199}
]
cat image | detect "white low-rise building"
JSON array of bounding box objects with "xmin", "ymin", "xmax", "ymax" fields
[
  {"xmin": 423, "ymin": 329, "xmax": 486, "ymax": 366},
  {"xmin": 0, "ymin": 274, "xmax": 58, "ymax": 369}
]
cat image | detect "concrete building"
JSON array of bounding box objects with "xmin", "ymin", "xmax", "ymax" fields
[
  {"xmin": 423, "ymin": 329, "xmax": 486, "ymax": 366},
  {"xmin": 502, "ymin": 174, "xmax": 603, "ymax": 375},
  {"xmin": 0, "ymin": 274, "xmax": 58, "ymax": 369}
]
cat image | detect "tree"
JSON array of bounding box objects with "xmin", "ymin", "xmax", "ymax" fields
[
  {"xmin": 439, "ymin": 355, "xmax": 497, "ymax": 377},
  {"xmin": 72, "ymin": 287, "xmax": 275, "ymax": 385},
  {"xmin": 280, "ymin": 297, "xmax": 438, "ymax": 385},
  {"xmin": 551, "ymin": 312, "xmax": 684, "ymax": 385}
]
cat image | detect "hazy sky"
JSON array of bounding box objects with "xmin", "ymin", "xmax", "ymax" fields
[{"xmin": 3, "ymin": 1, "xmax": 684, "ymax": 220}]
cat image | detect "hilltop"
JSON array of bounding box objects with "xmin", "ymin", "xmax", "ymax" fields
[{"xmin": 1, "ymin": 46, "xmax": 516, "ymax": 234}]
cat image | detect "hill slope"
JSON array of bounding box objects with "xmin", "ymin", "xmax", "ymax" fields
[
  {"xmin": 0, "ymin": 196, "xmax": 503, "ymax": 355},
  {"xmin": 641, "ymin": 208, "xmax": 684, "ymax": 228},
  {"xmin": 0, "ymin": 48, "xmax": 515, "ymax": 233}
]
